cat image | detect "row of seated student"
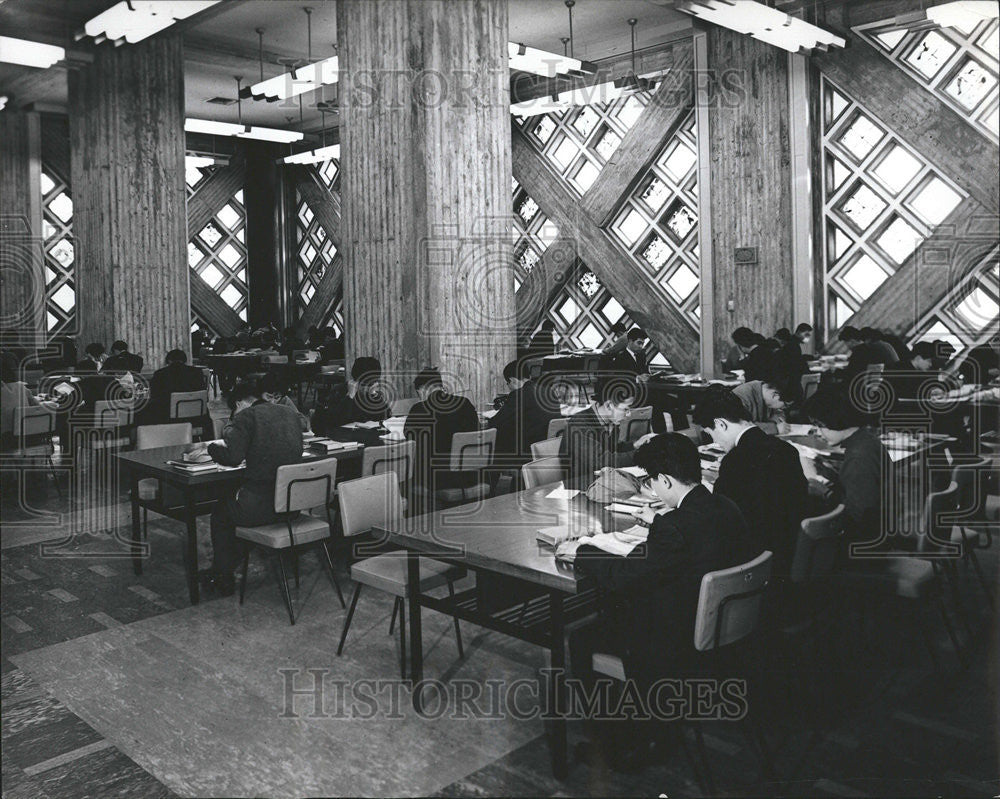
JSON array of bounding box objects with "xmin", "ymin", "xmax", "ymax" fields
[{"xmin": 722, "ymin": 324, "xmax": 813, "ymax": 382}]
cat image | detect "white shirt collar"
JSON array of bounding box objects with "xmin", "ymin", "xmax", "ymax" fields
[
  {"xmin": 734, "ymin": 424, "xmax": 756, "ymax": 447},
  {"xmin": 675, "ymin": 484, "xmax": 698, "ymax": 508}
]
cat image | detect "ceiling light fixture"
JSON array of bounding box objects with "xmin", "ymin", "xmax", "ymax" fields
[
  {"xmin": 507, "ymin": 42, "xmax": 596, "ymax": 78},
  {"xmin": 675, "ymin": 0, "xmax": 846, "ymax": 53},
  {"xmin": 185, "ymin": 152, "xmax": 229, "ymax": 170},
  {"xmin": 185, "ymin": 118, "xmax": 304, "ymax": 143},
  {"xmin": 77, "ymin": 1, "xmax": 220, "ymax": 46},
  {"xmin": 0, "ymin": 36, "xmax": 65, "ymax": 68},
  {"xmin": 926, "ymin": 1, "xmax": 999, "ymax": 30},
  {"xmin": 279, "ymin": 143, "xmax": 340, "ymax": 165}
]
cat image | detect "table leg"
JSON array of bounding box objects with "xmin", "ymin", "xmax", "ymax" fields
[
  {"xmin": 547, "ymin": 590, "xmax": 568, "ymax": 779},
  {"xmin": 185, "ymin": 497, "xmax": 200, "ymax": 605},
  {"xmin": 407, "ymin": 552, "xmax": 424, "ymax": 709},
  {"xmin": 130, "ymin": 473, "xmax": 142, "ymax": 575}
]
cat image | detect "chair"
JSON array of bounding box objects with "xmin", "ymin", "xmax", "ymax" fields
[
  {"xmin": 521, "ymin": 456, "xmax": 564, "ymax": 489},
  {"xmin": 949, "ymin": 458, "xmax": 994, "ymax": 608},
  {"xmin": 10, "ymin": 406, "xmax": 62, "ymax": 497},
  {"xmin": 592, "ymin": 550, "xmax": 775, "ymax": 793},
  {"xmin": 236, "ymin": 459, "xmax": 346, "ymax": 624},
  {"xmin": 801, "ymin": 373, "xmax": 820, "ymax": 401},
  {"xmin": 790, "ymin": 505, "xmax": 846, "ymax": 587},
  {"xmin": 336, "ymin": 473, "xmax": 465, "ymax": 677},
  {"xmin": 436, "ymin": 428, "xmax": 497, "ymax": 504},
  {"xmin": 361, "ymin": 440, "xmax": 416, "ymax": 511},
  {"xmin": 169, "ymin": 390, "xmax": 209, "ymax": 438},
  {"xmin": 134, "ymin": 423, "xmax": 193, "ymax": 535},
  {"xmin": 618, "ymin": 405, "xmax": 652, "ymax": 442},
  {"xmin": 92, "ymin": 399, "xmax": 135, "ymax": 444},
  {"xmin": 390, "ymin": 397, "xmax": 420, "ymax": 417},
  {"xmin": 530, "ymin": 437, "xmax": 562, "ymax": 459},
  {"xmin": 547, "ymin": 417, "xmax": 568, "ymax": 439}
]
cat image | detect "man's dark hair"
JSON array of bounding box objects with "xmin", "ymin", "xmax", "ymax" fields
[
  {"xmin": 634, "ymin": 433, "xmax": 702, "ymax": 486},
  {"xmin": 859, "ymin": 327, "xmax": 881, "ymax": 342},
  {"xmin": 802, "ymin": 386, "xmax": 866, "ymax": 430},
  {"xmin": 911, "ymin": 341, "xmax": 936, "ymax": 360},
  {"xmin": 256, "ymin": 371, "xmax": 286, "ymax": 397},
  {"xmin": 609, "ymin": 322, "xmax": 627, "ymax": 336},
  {"xmin": 731, "ymin": 327, "xmax": 757, "ymax": 348},
  {"xmin": 111, "ymin": 340, "xmax": 128, "ymax": 352},
  {"xmin": 774, "ymin": 328, "xmax": 792, "ymax": 344},
  {"xmin": 84, "ymin": 342, "xmax": 105, "ymax": 359},
  {"xmin": 165, "ymin": 349, "xmax": 188, "ymax": 364},
  {"xmin": 838, "ymin": 326, "xmax": 862, "ymax": 342},
  {"xmin": 691, "ymin": 386, "xmax": 752, "ymax": 428},
  {"xmin": 540, "ymin": 320, "xmax": 556, "ymax": 332},
  {"xmin": 351, "ymin": 356, "xmax": 381, "ymax": 385},
  {"xmin": 413, "ymin": 366, "xmax": 444, "ymax": 392},
  {"xmin": 503, "ymin": 359, "xmax": 530, "ymax": 383},
  {"xmin": 228, "ymin": 379, "xmax": 260, "ymax": 410},
  {"xmin": 595, "ymin": 375, "xmax": 644, "ymax": 406},
  {"xmin": 795, "ymin": 323, "xmax": 813, "ymax": 335},
  {"xmin": 627, "ymin": 327, "xmax": 648, "ymax": 342}
]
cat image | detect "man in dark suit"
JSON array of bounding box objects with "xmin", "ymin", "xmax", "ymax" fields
[
  {"xmin": 144, "ymin": 349, "xmax": 206, "ymax": 424},
  {"xmin": 489, "ymin": 359, "xmax": 560, "ymax": 467},
  {"xmin": 75, "ymin": 342, "xmax": 105, "ymax": 373},
  {"xmin": 599, "ymin": 327, "xmax": 649, "ymax": 377},
  {"xmin": 559, "ymin": 377, "xmax": 641, "ymax": 489},
  {"xmin": 840, "ymin": 326, "xmax": 898, "ymax": 381},
  {"xmin": 404, "ymin": 367, "xmax": 480, "ymax": 501},
  {"xmin": 192, "ymin": 380, "xmax": 304, "ymax": 595},
  {"xmin": 692, "ymin": 387, "xmax": 808, "ymax": 577},
  {"xmin": 524, "ymin": 319, "xmax": 557, "ymax": 358},
  {"xmin": 732, "ymin": 327, "xmax": 773, "ymax": 382},
  {"xmin": 560, "ymin": 433, "xmax": 763, "ymax": 769},
  {"xmin": 102, "ymin": 340, "xmax": 144, "ymax": 374}
]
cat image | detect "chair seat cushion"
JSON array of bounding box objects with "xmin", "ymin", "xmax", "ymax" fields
[
  {"xmin": 350, "ymin": 553, "xmax": 465, "ymax": 597},
  {"xmin": 236, "ymin": 515, "xmax": 330, "ymax": 549},
  {"xmin": 839, "ymin": 558, "xmax": 935, "ymax": 600},
  {"xmin": 137, "ymin": 478, "xmax": 159, "ymax": 501},
  {"xmin": 592, "ymin": 652, "xmax": 626, "ymax": 681}
]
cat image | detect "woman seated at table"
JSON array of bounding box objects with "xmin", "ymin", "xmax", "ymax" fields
[
  {"xmin": 1, "ymin": 352, "xmax": 39, "ymax": 449},
  {"xmin": 257, "ymin": 372, "xmax": 310, "ymax": 432},
  {"xmin": 802, "ymin": 386, "xmax": 892, "ymax": 548},
  {"xmin": 312, "ymin": 356, "xmax": 389, "ymax": 435},
  {"xmin": 731, "ymin": 370, "xmax": 792, "ymax": 428}
]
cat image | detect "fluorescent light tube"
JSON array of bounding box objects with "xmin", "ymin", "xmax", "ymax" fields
[
  {"xmin": 245, "ymin": 54, "xmax": 339, "ymax": 102},
  {"xmin": 926, "ymin": 1, "xmax": 999, "ymax": 30},
  {"xmin": 81, "ymin": 1, "xmax": 219, "ymax": 45},
  {"xmin": 507, "ymin": 42, "xmax": 597, "ymax": 78},
  {"xmin": 677, "ymin": 0, "xmax": 846, "ymax": 53},
  {"xmin": 184, "ymin": 118, "xmax": 304, "ymax": 143},
  {"xmin": 0, "ymin": 36, "xmax": 65, "ymax": 69},
  {"xmin": 280, "ymin": 144, "xmax": 341, "ymax": 164}
]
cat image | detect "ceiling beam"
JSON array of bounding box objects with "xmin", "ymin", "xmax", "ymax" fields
[
  {"xmin": 512, "ymin": 124, "xmax": 700, "ymax": 371},
  {"xmin": 190, "ymin": 270, "xmax": 243, "ymax": 337}
]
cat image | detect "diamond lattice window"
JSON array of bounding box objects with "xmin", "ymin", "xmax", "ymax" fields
[
  {"xmin": 609, "ymin": 111, "xmax": 700, "ymax": 329},
  {"xmin": 40, "ymin": 169, "xmax": 75, "ymax": 334},
  {"xmin": 855, "ymin": 15, "xmax": 999, "ymax": 143},
  {"xmin": 907, "ymin": 249, "xmax": 999, "ymax": 359},
  {"xmin": 294, "ymin": 177, "xmax": 339, "ymax": 323},
  {"xmin": 516, "ymin": 93, "xmax": 652, "ymax": 196},
  {"xmin": 188, "ymin": 188, "xmax": 249, "ymax": 321},
  {"xmin": 820, "ymin": 76, "xmax": 968, "ymax": 333},
  {"xmin": 511, "ymin": 177, "xmax": 559, "ymax": 291}
]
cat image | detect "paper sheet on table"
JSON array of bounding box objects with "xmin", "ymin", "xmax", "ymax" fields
[
  {"xmin": 585, "ymin": 532, "xmax": 643, "ymax": 557},
  {"xmin": 886, "ymin": 448, "xmax": 912, "ymax": 462},
  {"xmin": 536, "ymin": 523, "xmax": 593, "ymax": 546},
  {"xmin": 343, "ymin": 421, "xmax": 381, "ymax": 429},
  {"xmin": 616, "ymin": 465, "xmax": 647, "ymax": 478},
  {"xmin": 784, "ymin": 424, "xmax": 813, "ymax": 436},
  {"xmin": 480, "ymin": 409, "xmax": 499, "ymax": 419},
  {"xmin": 545, "ymin": 487, "xmax": 580, "ymax": 500}
]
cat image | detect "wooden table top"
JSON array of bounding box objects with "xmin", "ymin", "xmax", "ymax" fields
[{"xmin": 379, "ymin": 484, "xmax": 621, "ymax": 593}]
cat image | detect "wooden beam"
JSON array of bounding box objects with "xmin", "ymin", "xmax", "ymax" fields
[
  {"xmin": 812, "ymin": 26, "xmax": 999, "ymax": 214},
  {"xmin": 514, "ymin": 235, "xmax": 578, "ymax": 342},
  {"xmin": 186, "ymin": 155, "xmax": 246, "ymax": 238},
  {"xmin": 512, "ymin": 125, "xmax": 700, "ymax": 371},
  {"xmin": 829, "ymin": 196, "xmax": 998, "ymax": 348},
  {"xmin": 580, "ymin": 44, "xmax": 694, "ymax": 226},
  {"xmin": 189, "ymin": 270, "xmax": 243, "ymax": 337}
]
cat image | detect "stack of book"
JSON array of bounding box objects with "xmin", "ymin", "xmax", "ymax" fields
[
  {"xmin": 165, "ymin": 459, "xmax": 218, "ymax": 473},
  {"xmin": 308, "ymin": 438, "xmax": 359, "ymax": 454}
]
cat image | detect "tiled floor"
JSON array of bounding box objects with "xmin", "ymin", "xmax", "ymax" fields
[{"xmin": 1, "ymin": 464, "xmax": 998, "ymax": 797}]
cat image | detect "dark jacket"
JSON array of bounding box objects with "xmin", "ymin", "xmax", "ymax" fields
[
  {"xmin": 737, "ymin": 346, "xmax": 773, "ymax": 382},
  {"xmin": 74, "ymin": 358, "xmax": 101, "ymax": 374},
  {"xmin": 712, "ymin": 425, "xmax": 808, "ymax": 577},
  {"xmin": 525, "ymin": 329, "xmax": 556, "ymax": 357},
  {"xmin": 845, "ymin": 341, "xmax": 898, "ymax": 380},
  {"xmin": 103, "ymin": 351, "xmax": 144, "ymax": 373},
  {"xmin": 836, "ymin": 427, "xmax": 890, "ymax": 544},
  {"xmin": 208, "ymin": 400, "xmax": 303, "ymax": 495},
  {"xmin": 313, "ymin": 385, "xmax": 390, "ymax": 434},
  {"xmin": 575, "ymin": 485, "xmax": 763, "ymax": 682},
  {"xmin": 558, "ymin": 406, "xmax": 632, "ymax": 490},
  {"xmin": 600, "ymin": 348, "xmax": 648, "ymax": 376},
  {"xmin": 147, "ymin": 362, "xmax": 206, "ymax": 423},
  {"xmin": 404, "ymin": 389, "xmax": 479, "ymax": 489},
  {"xmin": 489, "ymin": 380, "xmax": 559, "ymax": 464}
]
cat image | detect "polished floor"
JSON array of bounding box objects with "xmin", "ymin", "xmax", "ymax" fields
[{"xmin": 2, "ymin": 458, "xmax": 998, "ymax": 798}]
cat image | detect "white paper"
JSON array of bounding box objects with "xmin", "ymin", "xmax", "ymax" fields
[
  {"xmin": 606, "ymin": 503, "xmax": 643, "ymax": 515},
  {"xmin": 616, "ymin": 465, "xmax": 647, "ymax": 478},
  {"xmin": 480, "ymin": 409, "xmax": 499, "ymax": 419},
  {"xmin": 545, "ymin": 487, "xmax": 580, "ymax": 500},
  {"xmin": 343, "ymin": 421, "xmax": 381, "ymax": 430},
  {"xmin": 586, "ymin": 532, "xmax": 641, "ymax": 557}
]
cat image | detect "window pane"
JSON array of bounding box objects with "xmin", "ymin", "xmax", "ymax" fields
[
  {"xmin": 639, "ymin": 176, "xmax": 670, "ymax": 212},
  {"xmin": 840, "ymin": 184, "xmax": 887, "ymax": 230},
  {"xmin": 908, "ymin": 177, "xmax": 963, "ymax": 225},
  {"xmin": 51, "ymin": 284, "xmax": 75, "ymax": 313},
  {"xmin": 640, "ymin": 233, "xmax": 671, "ymax": 271},
  {"xmin": 578, "ymin": 324, "xmax": 603, "ymax": 349},
  {"xmin": 871, "ymin": 145, "xmax": 922, "ymax": 194},
  {"xmin": 551, "ymin": 137, "xmax": 578, "ymax": 169},
  {"xmin": 532, "ymin": 116, "xmax": 556, "ymax": 144},
  {"xmin": 839, "ymin": 114, "xmax": 884, "ymax": 161},
  {"xmin": 953, "ymin": 284, "xmax": 999, "ymax": 329},
  {"xmin": 875, "ymin": 30, "xmax": 906, "ymax": 50},
  {"xmin": 876, "ymin": 217, "xmax": 922, "ymax": 264},
  {"xmin": 594, "ymin": 127, "xmax": 621, "ymax": 160},
  {"xmin": 218, "ymin": 243, "xmax": 242, "ymax": 269},
  {"xmin": 662, "ymin": 142, "xmax": 697, "ymax": 181},
  {"xmin": 571, "ymin": 160, "xmax": 600, "ymax": 192},
  {"xmin": 614, "ymin": 208, "xmax": 647, "ymax": 247},
  {"xmin": 664, "ymin": 203, "xmax": 696, "ymax": 241},
  {"xmin": 199, "ymin": 263, "xmax": 224, "ymax": 289},
  {"xmin": 572, "ymin": 106, "xmax": 600, "ymax": 138},
  {"xmin": 906, "ymin": 31, "xmax": 957, "ymax": 78},
  {"xmin": 944, "ymin": 58, "xmax": 996, "ymax": 110},
  {"xmin": 666, "ymin": 264, "xmax": 698, "ymax": 301},
  {"xmin": 48, "ymin": 193, "xmax": 73, "ymax": 223},
  {"xmin": 602, "ymin": 297, "xmax": 625, "ymax": 324},
  {"xmin": 558, "ymin": 296, "xmax": 579, "ymax": 324},
  {"xmin": 577, "ymin": 270, "xmax": 601, "ymax": 297},
  {"xmin": 842, "ymin": 254, "xmax": 890, "ymax": 300},
  {"xmin": 220, "ymin": 283, "xmax": 243, "ymax": 309},
  {"xmin": 516, "ymin": 194, "xmax": 539, "ymax": 224},
  {"xmin": 199, "ymin": 222, "xmax": 223, "ymax": 248},
  {"xmin": 616, "ymin": 95, "xmax": 645, "ymax": 127},
  {"xmin": 216, "ymin": 204, "xmax": 241, "ymax": 231}
]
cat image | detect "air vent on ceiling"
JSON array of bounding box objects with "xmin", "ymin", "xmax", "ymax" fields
[{"xmin": 205, "ymin": 96, "xmax": 237, "ymax": 106}]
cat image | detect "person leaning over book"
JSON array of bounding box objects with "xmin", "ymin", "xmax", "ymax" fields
[{"xmin": 194, "ymin": 379, "xmax": 304, "ymax": 596}]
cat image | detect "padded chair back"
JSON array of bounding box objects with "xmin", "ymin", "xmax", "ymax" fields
[
  {"xmin": 262, "ymin": 355, "xmax": 288, "ymax": 364},
  {"xmin": 547, "ymin": 417, "xmax": 568, "ymax": 439},
  {"xmin": 790, "ymin": 505, "xmax": 845, "ymax": 584},
  {"xmin": 449, "ymin": 428, "xmax": 496, "ymax": 471},
  {"xmin": 619, "ymin": 405, "xmax": 653, "ymax": 442},
  {"xmin": 136, "ymin": 423, "xmax": 193, "ymax": 450},
  {"xmin": 530, "ymin": 437, "xmax": 562, "ymax": 459},
  {"xmin": 390, "ymin": 397, "xmax": 420, "ymax": 417},
  {"xmin": 521, "ymin": 456, "xmax": 564, "ymax": 489},
  {"xmin": 273, "ymin": 458, "xmax": 338, "ymax": 514},
  {"xmin": 93, "ymin": 399, "xmax": 134, "ymax": 428},
  {"xmin": 14, "ymin": 405, "xmax": 55, "ymax": 438},
  {"xmin": 801, "ymin": 373, "xmax": 821, "ymax": 401},
  {"xmin": 169, "ymin": 390, "xmax": 208, "ymax": 420},
  {"xmin": 951, "ymin": 457, "xmax": 990, "ymax": 516},
  {"xmin": 694, "ymin": 550, "xmax": 772, "ymax": 652},
  {"xmin": 338, "ymin": 472, "xmax": 403, "ymax": 538},
  {"xmin": 919, "ymin": 481, "xmax": 961, "ymax": 554},
  {"xmin": 361, "ymin": 440, "xmax": 415, "ymax": 482}
]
